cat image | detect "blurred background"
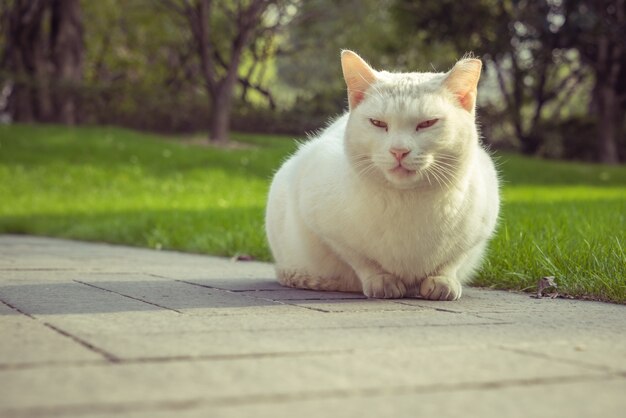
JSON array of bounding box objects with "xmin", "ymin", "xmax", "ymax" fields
[{"xmin": 1, "ymin": 0, "xmax": 625, "ymax": 163}]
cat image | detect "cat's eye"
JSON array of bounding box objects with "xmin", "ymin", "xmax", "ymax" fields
[
  {"xmin": 369, "ymin": 119, "xmax": 388, "ymax": 130},
  {"xmin": 416, "ymin": 119, "xmax": 439, "ymax": 130}
]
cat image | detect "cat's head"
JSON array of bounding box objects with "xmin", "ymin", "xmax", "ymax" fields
[{"xmin": 341, "ymin": 50, "xmax": 482, "ymax": 190}]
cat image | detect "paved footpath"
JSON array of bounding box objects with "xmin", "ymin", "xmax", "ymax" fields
[{"xmin": 0, "ymin": 235, "xmax": 625, "ymax": 418}]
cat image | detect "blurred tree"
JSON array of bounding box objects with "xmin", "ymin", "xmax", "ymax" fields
[
  {"xmin": 564, "ymin": 0, "xmax": 625, "ymax": 164},
  {"xmin": 3, "ymin": 0, "xmax": 52, "ymax": 122},
  {"xmin": 393, "ymin": 0, "xmax": 625, "ymax": 163},
  {"xmin": 80, "ymin": 0, "xmax": 196, "ymax": 130},
  {"xmin": 2, "ymin": 0, "xmax": 83, "ymax": 124},
  {"xmin": 162, "ymin": 0, "xmax": 296, "ymax": 143},
  {"xmin": 277, "ymin": 0, "xmax": 430, "ymax": 116},
  {"xmin": 392, "ymin": 0, "xmax": 590, "ymax": 157},
  {"xmin": 50, "ymin": 0, "xmax": 84, "ymax": 124}
]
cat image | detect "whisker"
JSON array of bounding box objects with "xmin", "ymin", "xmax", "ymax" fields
[
  {"xmin": 431, "ymin": 163, "xmax": 459, "ymax": 182},
  {"xmin": 423, "ymin": 169, "xmax": 433, "ymax": 186},
  {"xmin": 429, "ymin": 161, "xmax": 460, "ymax": 190},
  {"xmin": 428, "ymin": 166, "xmax": 446, "ymax": 189},
  {"xmin": 349, "ymin": 155, "xmax": 379, "ymax": 180},
  {"xmin": 357, "ymin": 163, "xmax": 378, "ymax": 179},
  {"xmin": 432, "ymin": 159, "xmax": 458, "ymax": 169}
]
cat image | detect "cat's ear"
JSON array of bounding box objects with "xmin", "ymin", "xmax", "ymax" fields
[
  {"xmin": 443, "ymin": 58, "xmax": 482, "ymax": 113},
  {"xmin": 341, "ymin": 50, "xmax": 377, "ymax": 110}
]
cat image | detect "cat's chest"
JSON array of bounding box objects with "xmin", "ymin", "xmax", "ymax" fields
[
  {"xmin": 328, "ymin": 185, "xmax": 465, "ymax": 246},
  {"xmin": 354, "ymin": 194, "xmax": 465, "ymax": 275},
  {"xmin": 351, "ymin": 191, "xmax": 455, "ymax": 240}
]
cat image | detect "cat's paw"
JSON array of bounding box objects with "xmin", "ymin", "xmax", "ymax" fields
[
  {"xmin": 361, "ymin": 274, "xmax": 407, "ymax": 299},
  {"xmin": 419, "ymin": 276, "xmax": 462, "ymax": 301}
]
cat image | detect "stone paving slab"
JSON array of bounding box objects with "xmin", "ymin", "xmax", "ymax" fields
[
  {"xmin": 1, "ymin": 314, "xmax": 103, "ymax": 366},
  {"xmin": 0, "ymin": 235, "xmax": 625, "ymax": 418},
  {"xmin": 0, "ymin": 346, "xmax": 605, "ymax": 411},
  {"xmin": 16, "ymin": 378, "xmax": 624, "ymax": 418}
]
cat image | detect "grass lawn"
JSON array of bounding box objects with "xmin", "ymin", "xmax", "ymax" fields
[{"xmin": 1, "ymin": 124, "xmax": 625, "ymax": 303}]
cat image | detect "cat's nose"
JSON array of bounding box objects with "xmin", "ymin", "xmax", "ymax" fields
[{"xmin": 390, "ymin": 147, "xmax": 410, "ymax": 162}]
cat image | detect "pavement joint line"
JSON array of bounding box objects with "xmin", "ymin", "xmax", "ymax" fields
[
  {"xmin": 0, "ymin": 349, "xmax": 357, "ymax": 371},
  {"xmin": 175, "ymin": 278, "xmax": 361, "ymax": 297},
  {"xmin": 228, "ymin": 289, "xmax": 295, "ymax": 292},
  {"xmin": 112, "ymin": 349, "xmax": 358, "ymax": 364},
  {"xmin": 0, "ymin": 268, "xmax": 76, "ymax": 271},
  {"xmin": 175, "ymin": 279, "xmax": 334, "ymax": 313},
  {"xmin": 147, "ymin": 273, "xmax": 175, "ymax": 279},
  {"xmin": 174, "ymin": 279, "xmax": 225, "ymax": 290},
  {"xmin": 0, "ymin": 399, "xmax": 206, "ymax": 418},
  {"xmin": 467, "ymin": 313, "xmax": 508, "ymax": 321},
  {"xmin": 497, "ymin": 345, "xmax": 619, "ymax": 373},
  {"xmin": 271, "ymin": 297, "xmax": 368, "ymax": 301},
  {"xmin": 0, "ymin": 360, "xmax": 109, "ymax": 371},
  {"xmin": 163, "ymin": 321, "xmax": 515, "ymax": 334},
  {"xmin": 90, "ymin": 271, "xmax": 154, "ymax": 275},
  {"xmin": 277, "ymin": 301, "xmax": 331, "ymax": 313},
  {"xmin": 185, "ymin": 373, "xmax": 626, "ymax": 408},
  {"xmin": 174, "ymin": 279, "xmax": 275, "ymax": 293},
  {"xmin": 238, "ymin": 294, "xmax": 333, "ymax": 313},
  {"xmin": 331, "ymin": 321, "xmax": 516, "ymax": 330},
  {"xmin": 41, "ymin": 322, "xmax": 121, "ymax": 363},
  {"xmin": 0, "ymin": 300, "xmax": 119, "ymax": 363},
  {"xmin": 73, "ymin": 280, "xmax": 184, "ymax": 314},
  {"xmin": 0, "ymin": 298, "xmax": 36, "ymax": 319},
  {"xmin": 278, "ymin": 299, "xmax": 454, "ymax": 313},
  {"xmin": 0, "ymin": 298, "xmax": 121, "ymax": 363},
  {"xmin": 391, "ymin": 300, "xmax": 464, "ymax": 313},
  {"xmin": 281, "ymin": 304, "xmax": 424, "ymax": 313},
  {"xmin": 3, "ymin": 373, "xmax": 624, "ymax": 417}
]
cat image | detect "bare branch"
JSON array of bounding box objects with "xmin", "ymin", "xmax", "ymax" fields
[
  {"xmin": 548, "ymin": 74, "xmax": 588, "ymax": 119},
  {"xmin": 543, "ymin": 66, "xmax": 586, "ymax": 103},
  {"xmin": 237, "ymin": 76, "xmax": 276, "ymax": 109},
  {"xmin": 493, "ymin": 60, "xmax": 514, "ymax": 110}
]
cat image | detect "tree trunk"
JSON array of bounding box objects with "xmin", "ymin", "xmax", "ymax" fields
[
  {"xmin": 596, "ymin": 83, "xmax": 620, "ymax": 164},
  {"xmin": 6, "ymin": 0, "xmax": 49, "ymax": 123},
  {"xmin": 206, "ymin": 22, "xmax": 246, "ymax": 143},
  {"xmin": 208, "ymin": 81, "xmax": 236, "ymax": 142},
  {"xmin": 519, "ymin": 132, "xmax": 543, "ymax": 155},
  {"xmin": 50, "ymin": 0, "xmax": 84, "ymax": 125},
  {"xmin": 591, "ymin": 6, "xmax": 623, "ymax": 165},
  {"xmin": 5, "ymin": 0, "xmax": 83, "ymax": 125}
]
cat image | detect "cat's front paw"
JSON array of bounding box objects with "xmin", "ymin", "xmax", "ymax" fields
[
  {"xmin": 419, "ymin": 276, "xmax": 462, "ymax": 301},
  {"xmin": 361, "ymin": 274, "xmax": 406, "ymax": 299}
]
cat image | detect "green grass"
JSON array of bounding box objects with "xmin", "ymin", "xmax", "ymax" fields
[
  {"xmin": 1, "ymin": 124, "xmax": 625, "ymax": 303},
  {"xmin": 0, "ymin": 124, "xmax": 297, "ymax": 261},
  {"xmin": 473, "ymin": 153, "xmax": 626, "ymax": 303}
]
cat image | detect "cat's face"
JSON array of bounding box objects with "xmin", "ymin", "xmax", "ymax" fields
[{"xmin": 341, "ymin": 51, "xmax": 481, "ymax": 190}]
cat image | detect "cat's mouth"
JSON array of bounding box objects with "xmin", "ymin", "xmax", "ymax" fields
[{"xmin": 389, "ymin": 165, "xmax": 416, "ymax": 177}]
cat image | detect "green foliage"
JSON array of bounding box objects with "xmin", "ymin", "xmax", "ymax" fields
[
  {"xmin": 80, "ymin": 0, "xmax": 195, "ymax": 128},
  {"xmin": 276, "ymin": 0, "xmax": 413, "ymax": 114},
  {"xmin": 390, "ymin": 0, "xmax": 626, "ymax": 161},
  {"xmin": 0, "ymin": 125, "xmax": 624, "ymax": 302},
  {"xmin": 78, "ymin": 0, "xmax": 281, "ymax": 132},
  {"xmin": 392, "ymin": 0, "xmax": 509, "ymax": 59}
]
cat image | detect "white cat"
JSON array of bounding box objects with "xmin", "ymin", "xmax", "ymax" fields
[{"xmin": 265, "ymin": 50, "xmax": 499, "ymax": 300}]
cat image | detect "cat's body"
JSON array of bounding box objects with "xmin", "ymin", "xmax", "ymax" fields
[{"xmin": 265, "ymin": 51, "xmax": 499, "ymax": 300}]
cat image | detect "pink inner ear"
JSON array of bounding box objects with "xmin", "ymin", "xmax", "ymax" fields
[
  {"xmin": 444, "ymin": 58, "xmax": 482, "ymax": 112},
  {"xmin": 459, "ymin": 90, "xmax": 476, "ymax": 111},
  {"xmin": 351, "ymin": 91, "xmax": 364, "ymax": 107}
]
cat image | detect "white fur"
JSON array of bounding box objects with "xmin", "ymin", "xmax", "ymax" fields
[{"xmin": 265, "ymin": 55, "xmax": 499, "ymax": 300}]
